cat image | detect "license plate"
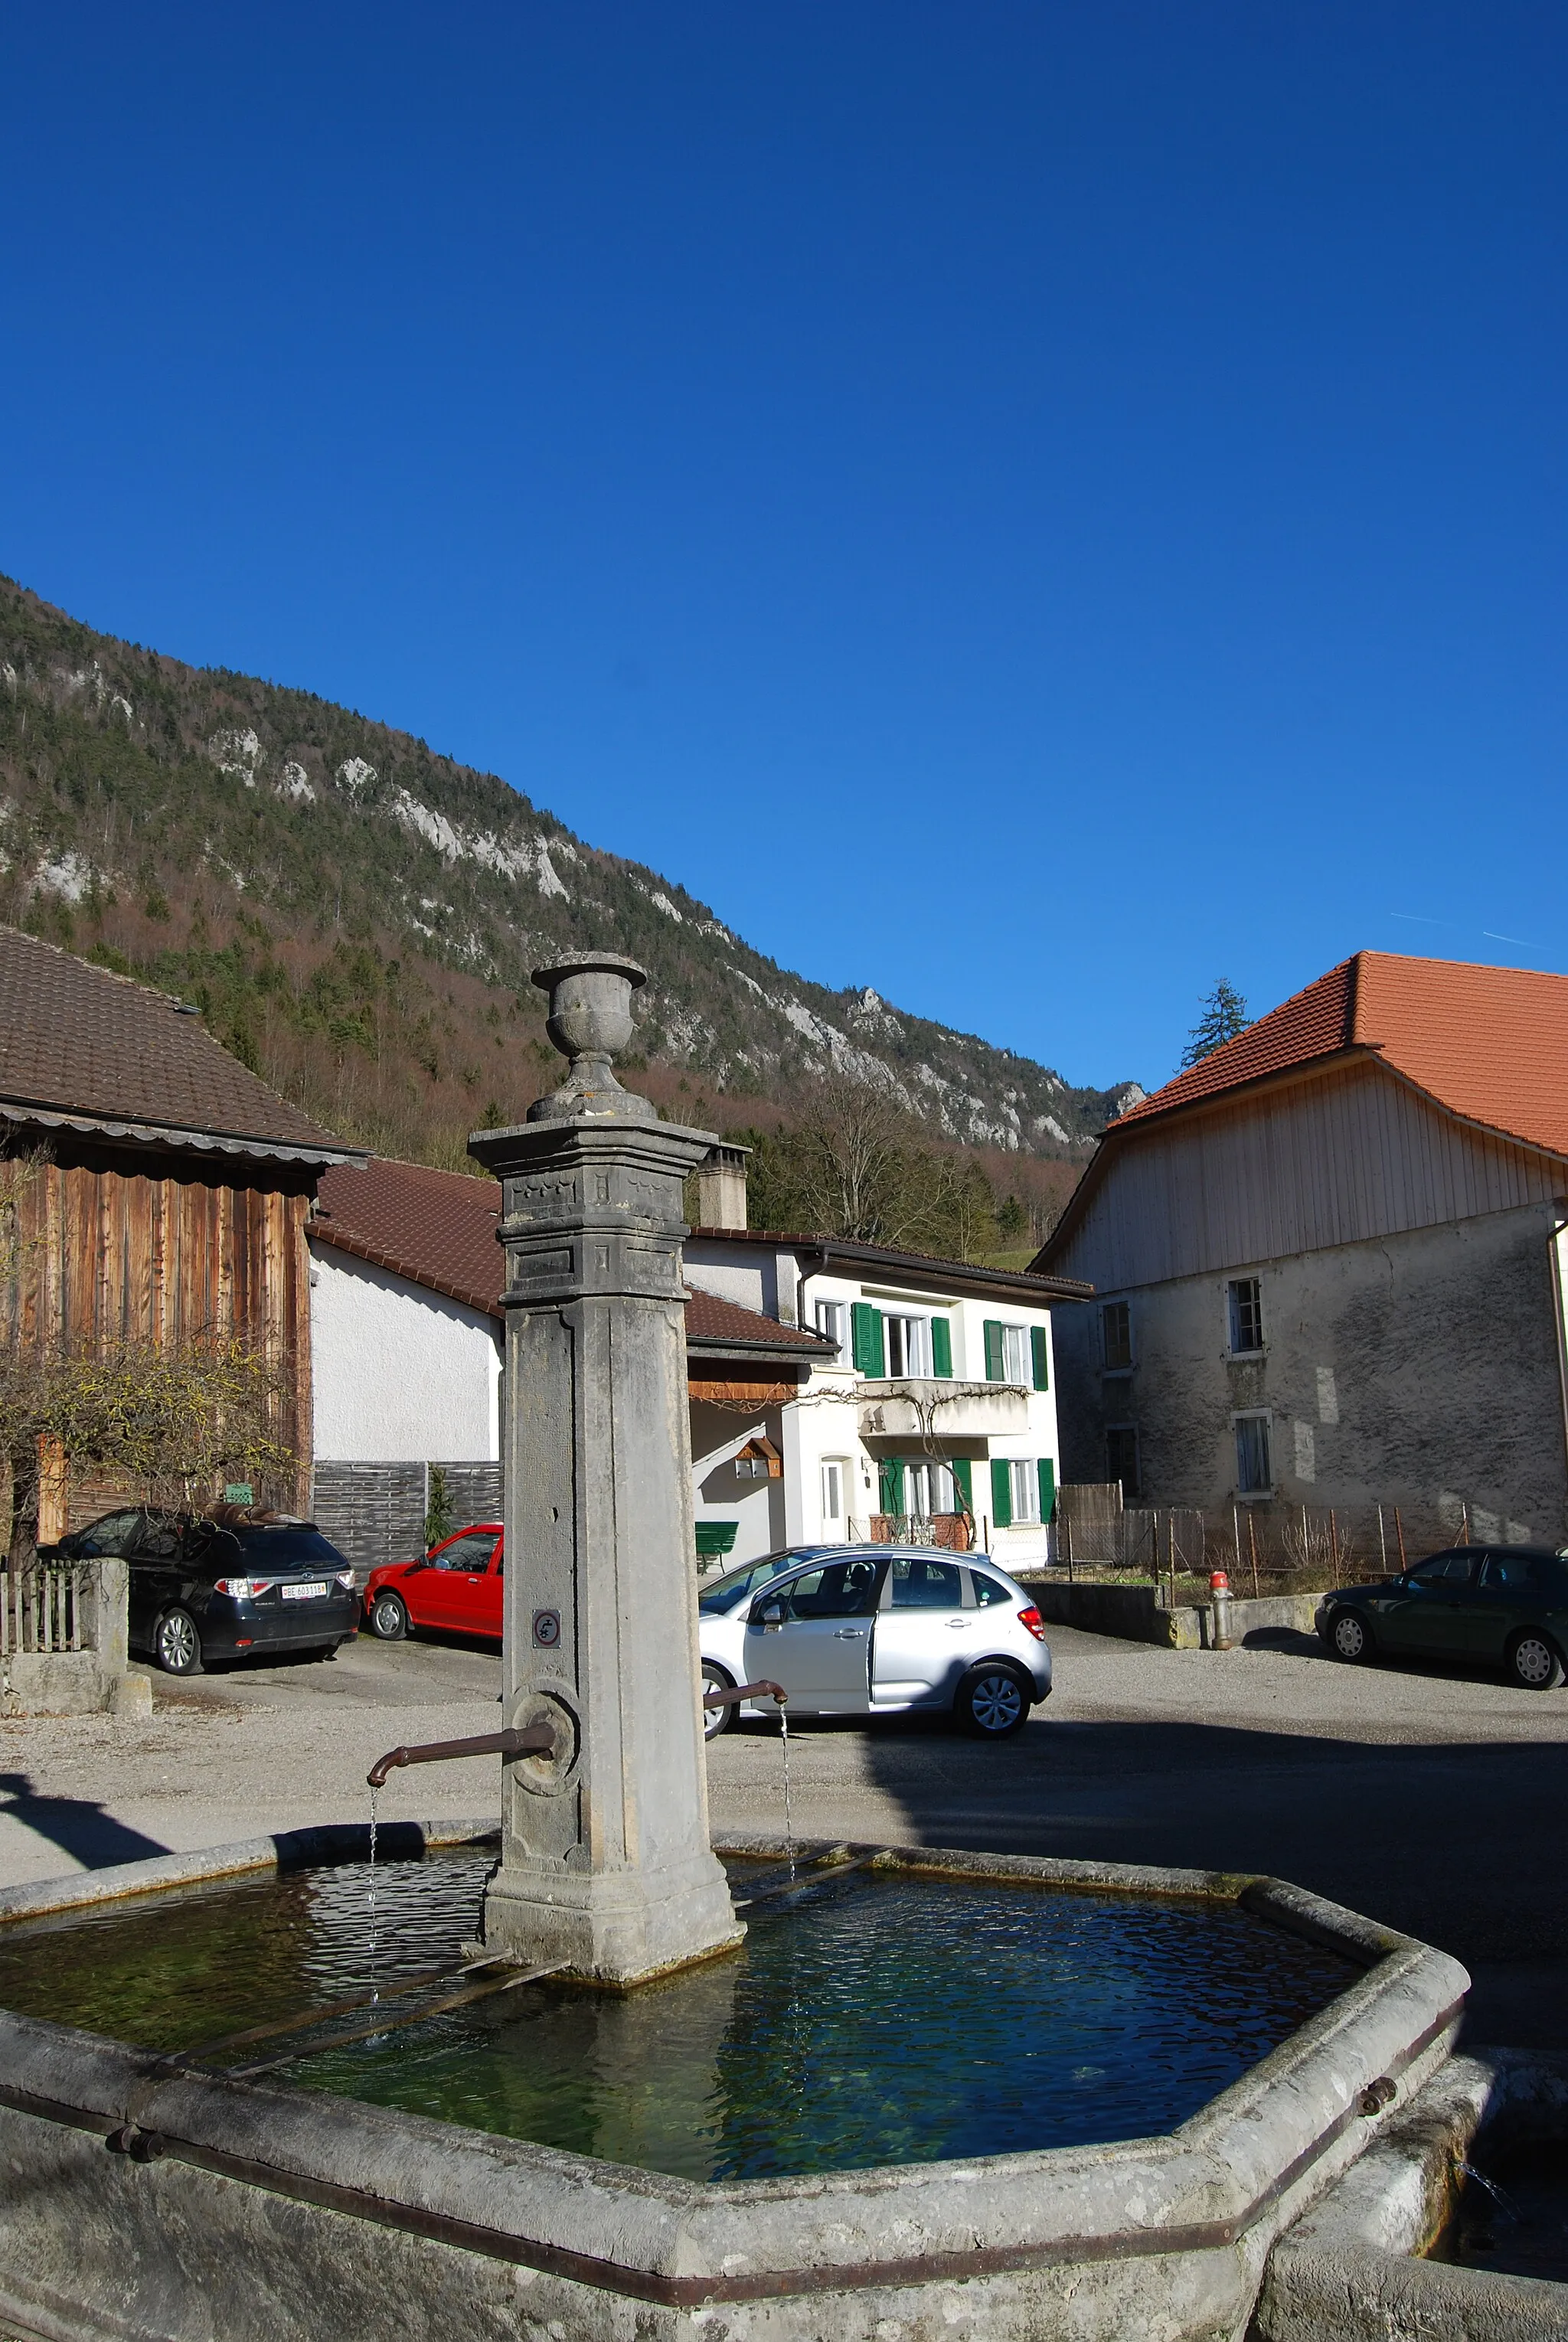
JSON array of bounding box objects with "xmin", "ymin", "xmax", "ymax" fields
[{"xmin": 282, "ymin": 1581, "xmax": 329, "ymax": 1601}]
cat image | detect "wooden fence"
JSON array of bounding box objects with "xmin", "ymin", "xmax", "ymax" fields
[{"xmin": 0, "ymin": 1565, "xmax": 89, "ymax": 1655}]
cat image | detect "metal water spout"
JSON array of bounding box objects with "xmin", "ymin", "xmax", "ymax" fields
[{"xmin": 367, "ymin": 1723, "xmax": 560, "ymax": 1790}]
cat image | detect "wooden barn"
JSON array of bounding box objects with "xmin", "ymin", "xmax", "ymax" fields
[{"xmin": 0, "ymin": 926, "xmax": 361, "ymax": 1538}]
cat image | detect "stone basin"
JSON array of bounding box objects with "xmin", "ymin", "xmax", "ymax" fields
[{"xmin": 0, "ymin": 1823, "xmax": 1464, "ymax": 2342}]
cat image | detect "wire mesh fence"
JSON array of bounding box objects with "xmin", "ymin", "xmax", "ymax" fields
[{"xmin": 1054, "ymin": 1488, "xmax": 1476, "ymax": 1599}]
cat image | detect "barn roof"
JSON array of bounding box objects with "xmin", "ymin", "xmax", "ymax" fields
[
  {"xmin": 1036, "ymin": 950, "xmax": 1568, "ymax": 1269},
  {"xmin": 1115, "ymin": 952, "xmax": 1568, "ymax": 1160},
  {"xmin": 0, "ymin": 924, "xmax": 358, "ymax": 1166}
]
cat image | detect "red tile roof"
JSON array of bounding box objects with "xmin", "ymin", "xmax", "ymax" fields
[
  {"xmin": 315, "ymin": 1158, "xmax": 505, "ymax": 1315},
  {"xmin": 1114, "ymin": 952, "xmax": 1568, "ymax": 1161},
  {"xmin": 315, "ymin": 1157, "xmax": 833, "ymax": 1357},
  {"xmin": 684, "ymin": 1287, "xmax": 830, "ymax": 1354},
  {"xmin": 0, "ymin": 925, "xmax": 354, "ymax": 1164}
]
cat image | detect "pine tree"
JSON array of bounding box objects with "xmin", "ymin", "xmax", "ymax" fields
[{"xmin": 1181, "ymin": 980, "xmax": 1248, "ymax": 1068}]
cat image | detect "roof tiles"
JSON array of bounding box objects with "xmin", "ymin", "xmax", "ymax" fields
[
  {"xmin": 0, "ymin": 925, "xmax": 351, "ymax": 1161},
  {"xmin": 1117, "ymin": 951, "xmax": 1568, "ymax": 1162}
]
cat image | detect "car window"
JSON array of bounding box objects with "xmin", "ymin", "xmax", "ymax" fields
[
  {"xmin": 887, "ymin": 1556, "xmax": 965, "ymax": 1610},
  {"xmin": 1408, "ymin": 1551, "xmax": 1476, "ymax": 1586},
  {"xmin": 132, "ymin": 1517, "xmax": 183, "ymax": 1562},
  {"xmin": 1481, "ymin": 1553, "xmax": 1543, "ymax": 1593},
  {"xmin": 698, "ymin": 1553, "xmax": 803, "ymax": 1615},
  {"xmin": 430, "ymin": 1533, "xmax": 497, "ymax": 1572},
  {"xmin": 969, "ymin": 1572, "xmax": 1016, "ymax": 1607},
  {"xmin": 239, "ymin": 1527, "xmax": 348, "ymax": 1569},
  {"xmin": 71, "ymin": 1510, "xmax": 145, "ymax": 1558},
  {"xmin": 756, "ymin": 1559, "xmax": 881, "ymax": 1622}
]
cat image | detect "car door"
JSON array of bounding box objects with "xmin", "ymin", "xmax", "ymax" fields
[
  {"xmin": 416, "ymin": 1531, "xmax": 500, "ymax": 1632},
  {"xmin": 1379, "ymin": 1551, "xmax": 1479, "ymax": 1654},
  {"xmin": 871, "ymin": 1553, "xmax": 972, "ymax": 1704},
  {"xmin": 742, "ymin": 1556, "xmax": 884, "ymax": 1710},
  {"xmin": 122, "ymin": 1512, "xmax": 193, "ymax": 1650},
  {"xmin": 474, "ymin": 1537, "xmax": 505, "ymax": 1641},
  {"xmin": 1453, "ymin": 1550, "xmax": 1541, "ymax": 1662}
]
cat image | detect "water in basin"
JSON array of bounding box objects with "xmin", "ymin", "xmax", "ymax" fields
[{"xmin": 0, "ymin": 1850, "xmax": 1355, "ymax": 2180}]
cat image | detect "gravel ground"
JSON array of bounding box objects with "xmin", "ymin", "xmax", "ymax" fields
[{"xmin": 3, "ymin": 1620, "xmax": 1565, "ymax": 2047}]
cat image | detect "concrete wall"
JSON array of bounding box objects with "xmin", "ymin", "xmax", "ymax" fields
[
  {"xmin": 1054, "ymin": 1202, "xmax": 1568, "ymax": 1540},
  {"xmin": 309, "ymin": 1244, "xmax": 501, "ymax": 1464}
]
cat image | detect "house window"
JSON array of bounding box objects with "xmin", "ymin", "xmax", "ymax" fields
[
  {"xmin": 1008, "ymin": 1459, "xmax": 1040, "ymax": 1524},
  {"xmin": 1234, "ymin": 1413, "xmax": 1272, "ymax": 1494},
  {"xmin": 815, "ymin": 1298, "xmax": 846, "ymax": 1358},
  {"xmin": 1228, "ymin": 1278, "xmax": 1264, "ymax": 1356},
  {"xmin": 903, "ymin": 1460, "xmax": 956, "ymax": 1519},
  {"xmin": 885, "ymin": 1314, "xmax": 933, "ymax": 1377},
  {"xmin": 1102, "ymin": 1301, "xmax": 1133, "ymax": 1373},
  {"xmin": 983, "ymin": 1321, "xmax": 1032, "ymax": 1382},
  {"xmin": 1106, "ymin": 1425, "xmax": 1140, "ymax": 1498},
  {"xmin": 821, "ymin": 1458, "xmax": 847, "ymax": 1523}
]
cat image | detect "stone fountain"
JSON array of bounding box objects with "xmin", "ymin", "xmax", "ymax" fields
[{"xmin": 0, "ymin": 948, "xmax": 1472, "ymax": 2342}]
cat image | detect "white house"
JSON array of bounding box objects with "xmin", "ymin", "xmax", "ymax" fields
[
  {"xmin": 307, "ymin": 1149, "xmax": 1087, "ymax": 1574},
  {"xmin": 684, "ymin": 1170, "xmax": 1083, "ymax": 1570}
]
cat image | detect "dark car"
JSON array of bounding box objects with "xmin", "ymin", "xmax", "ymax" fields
[
  {"xmin": 363, "ymin": 1524, "xmax": 503, "ymax": 1643},
  {"xmin": 54, "ymin": 1507, "xmax": 361, "ymax": 1675},
  {"xmin": 1318, "ymin": 1545, "xmax": 1568, "ymax": 1690}
]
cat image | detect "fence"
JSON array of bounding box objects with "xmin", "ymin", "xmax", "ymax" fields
[
  {"xmin": 1055, "ymin": 1485, "xmax": 1478, "ymax": 1597},
  {"xmin": 0, "ymin": 1563, "xmax": 89, "ymax": 1655}
]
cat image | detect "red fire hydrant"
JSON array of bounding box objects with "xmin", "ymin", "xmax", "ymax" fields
[{"xmin": 1210, "ymin": 1569, "xmax": 1235, "ymax": 1651}]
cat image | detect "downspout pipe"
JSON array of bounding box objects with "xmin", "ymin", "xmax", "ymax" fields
[{"xmin": 1549, "ymin": 1204, "xmax": 1568, "ymax": 1539}]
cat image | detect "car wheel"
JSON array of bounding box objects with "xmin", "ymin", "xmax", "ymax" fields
[
  {"xmin": 368, "ymin": 1591, "xmax": 410, "ymax": 1641},
  {"xmin": 701, "ymin": 1662, "xmax": 734, "ymax": 1739},
  {"xmin": 1328, "ymin": 1609, "xmax": 1374, "ymax": 1664},
  {"xmin": 154, "ymin": 1607, "xmax": 202, "ymax": 1676},
  {"xmin": 1508, "ymin": 1631, "xmax": 1565, "ymax": 1691},
  {"xmin": 956, "ymin": 1665, "xmax": 1031, "ymax": 1738}
]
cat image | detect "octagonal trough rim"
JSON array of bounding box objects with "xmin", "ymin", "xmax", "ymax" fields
[{"xmin": 0, "ymin": 1823, "xmax": 1468, "ymax": 2306}]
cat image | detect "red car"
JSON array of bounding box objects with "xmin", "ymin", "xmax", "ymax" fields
[{"xmin": 364, "ymin": 1524, "xmax": 503, "ymax": 1643}]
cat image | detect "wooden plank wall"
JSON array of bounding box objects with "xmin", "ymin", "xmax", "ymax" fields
[
  {"xmin": 3, "ymin": 1144, "xmax": 314, "ymax": 1520},
  {"xmin": 1054, "ymin": 1060, "xmax": 1568, "ymax": 1292}
]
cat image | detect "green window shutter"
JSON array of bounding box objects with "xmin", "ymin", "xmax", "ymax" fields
[
  {"xmin": 878, "ymin": 1458, "xmax": 906, "ymax": 1515},
  {"xmin": 851, "ymin": 1302, "xmax": 886, "ymax": 1377},
  {"xmin": 983, "ymin": 1320, "xmax": 1004, "ymax": 1381},
  {"xmin": 990, "ymin": 1458, "xmax": 1013, "ymax": 1527},
  {"xmin": 930, "ymin": 1318, "xmax": 953, "ymax": 1379},
  {"xmin": 1037, "ymin": 1458, "xmax": 1056, "ymax": 1524},
  {"xmin": 952, "ymin": 1458, "xmax": 972, "ymax": 1513},
  {"xmin": 1031, "ymin": 1325, "xmax": 1050, "ymax": 1391}
]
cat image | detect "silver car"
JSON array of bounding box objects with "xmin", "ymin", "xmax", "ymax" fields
[{"xmin": 697, "ymin": 1544, "xmax": 1051, "ymax": 1739}]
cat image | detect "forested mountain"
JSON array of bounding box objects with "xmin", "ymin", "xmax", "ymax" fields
[{"xmin": 0, "ymin": 577, "xmax": 1138, "ymax": 1236}]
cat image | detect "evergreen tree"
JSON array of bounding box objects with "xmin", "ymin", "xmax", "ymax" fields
[{"xmin": 1181, "ymin": 980, "xmax": 1248, "ymax": 1068}]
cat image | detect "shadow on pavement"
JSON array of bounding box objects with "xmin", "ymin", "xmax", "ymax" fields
[{"xmin": 0, "ymin": 1772, "xmax": 170, "ymax": 1870}]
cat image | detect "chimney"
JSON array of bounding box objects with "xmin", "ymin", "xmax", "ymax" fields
[{"xmin": 694, "ymin": 1143, "xmax": 750, "ymax": 1233}]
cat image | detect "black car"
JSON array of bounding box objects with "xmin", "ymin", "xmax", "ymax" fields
[
  {"xmin": 54, "ymin": 1508, "xmax": 361, "ymax": 1675},
  {"xmin": 1317, "ymin": 1544, "xmax": 1568, "ymax": 1690}
]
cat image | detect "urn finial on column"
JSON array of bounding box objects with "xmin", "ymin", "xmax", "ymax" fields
[{"xmin": 528, "ymin": 952, "xmax": 656, "ymax": 1123}]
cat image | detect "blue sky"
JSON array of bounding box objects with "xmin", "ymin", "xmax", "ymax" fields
[{"xmin": 3, "ymin": 4, "xmax": 1563, "ymax": 1092}]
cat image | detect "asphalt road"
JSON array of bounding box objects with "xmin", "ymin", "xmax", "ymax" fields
[{"xmin": 2, "ymin": 1619, "xmax": 1563, "ymax": 2050}]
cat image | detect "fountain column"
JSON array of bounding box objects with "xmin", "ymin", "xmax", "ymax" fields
[{"xmin": 468, "ymin": 952, "xmax": 742, "ymax": 1985}]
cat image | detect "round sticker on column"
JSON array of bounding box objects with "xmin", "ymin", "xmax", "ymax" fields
[{"xmin": 532, "ymin": 1609, "xmax": 561, "ymax": 1649}]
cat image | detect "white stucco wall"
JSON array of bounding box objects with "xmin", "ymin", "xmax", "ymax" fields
[{"xmin": 310, "ymin": 1241, "xmax": 501, "ymax": 1462}]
